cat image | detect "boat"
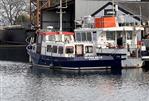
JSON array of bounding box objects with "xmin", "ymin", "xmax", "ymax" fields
[
  {"xmin": 141, "ymin": 36, "xmax": 149, "ymax": 67},
  {"xmin": 26, "ymin": 0, "xmax": 143, "ymax": 70},
  {"xmin": 75, "ymin": 16, "xmax": 144, "ymax": 68}
]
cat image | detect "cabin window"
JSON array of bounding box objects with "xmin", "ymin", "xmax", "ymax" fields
[
  {"xmin": 86, "ymin": 32, "xmax": 92, "ymax": 41},
  {"xmin": 127, "ymin": 31, "xmax": 132, "ymax": 40},
  {"xmin": 76, "ymin": 32, "xmax": 81, "ymax": 41},
  {"xmin": 64, "ymin": 35, "xmax": 71, "ymax": 42},
  {"xmin": 65, "ymin": 46, "xmax": 74, "ymax": 54},
  {"xmin": 82, "ymin": 32, "xmax": 86, "ymax": 41},
  {"xmin": 117, "ymin": 31, "xmax": 125, "ymax": 38},
  {"xmin": 57, "ymin": 35, "xmax": 62, "ymax": 41},
  {"xmin": 85, "ymin": 46, "xmax": 93, "ymax": 53},
  {"xmin": 47, "ymin": 45, "xmax": 52, "ymax": 52},
  {"xmin": 52, "ymin": 46, "xmax": 57, "ymax": 53},
  {"xmin": 92, "ymin": 31, "xmax": 97, "ymax": 41},
  {"xmin": 58, "ymin": 46, "xmax": 63, "ymax": 54},
  {"xmin": 106, "ymin": 31, "xmax": 115, "ymax": 40},
  {"xmin": 76, "ymin": 32, "xmax": 92, "ymax": 41},
  {"xmin": 48, "ymin": 35, "xmax": 55, "ymax": 41}
]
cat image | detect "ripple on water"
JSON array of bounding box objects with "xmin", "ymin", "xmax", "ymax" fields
[{"xmin": 1, "ymin": 61, "xmax": 149, "ymax": 101}]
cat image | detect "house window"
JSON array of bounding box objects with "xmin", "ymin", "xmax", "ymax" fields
[
  {"xmin": 58, "ymin": 46, "xmax": 63, "ymax": 54},
  {"xmin": 52, "ymin": 46, "xmax": 57, "ymax": 53},
  {"xmin": 65, "ymin": 46, "xmax": 74, "ymax": 54}
]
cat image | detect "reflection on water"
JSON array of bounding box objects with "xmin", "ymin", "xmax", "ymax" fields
[{"xmin": 1, "ymin": 61, "xmax": 149, "ymax": 101}]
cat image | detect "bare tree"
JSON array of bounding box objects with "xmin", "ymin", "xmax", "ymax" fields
[{"xmin": 0, "ymin": 0, "xmax": 28, "ymax": 25}]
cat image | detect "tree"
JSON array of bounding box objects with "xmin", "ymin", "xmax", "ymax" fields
[
  {"xmin": 15, "ymin": 13, "xmax": 30, "ymax": 24},
  {"xmin": 0, "ymin": 0, "xmax": 28, "ymax": 25}
]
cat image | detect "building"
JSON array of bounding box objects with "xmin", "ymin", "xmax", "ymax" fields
[{"xmin": 30, "ymin": 0, "xmax": 149, "ymax": 31}]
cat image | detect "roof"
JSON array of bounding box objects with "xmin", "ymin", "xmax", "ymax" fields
[
  {"xmin": 39, "ymin": 31, "xmax": 74, "ymax": 36},
  {"xmin": 91, "ymin": 1, "xmax": 149, "ymax": 22},
  {"xmin": 118, "ymin": 2, "xmax": 149, "ymax": 22},
  {"xmin": 91, "ymin": 2, "xmax": 140, "ymax": 21}
]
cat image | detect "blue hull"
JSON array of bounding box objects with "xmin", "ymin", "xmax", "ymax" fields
[{"xmin": 28, "ymin": 51, "xmax": 125, "ymax": 69}]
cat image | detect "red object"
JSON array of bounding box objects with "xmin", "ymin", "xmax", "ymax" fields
[
  {"xmin": 39, "ymin": 31, "xmax": 74, "ymax": 36},
  {"xmin": 95, "ymin": 16, "xmax": 116, "ymax": 28},
  {"xmin": 137, "ymin": 40, "xmax": 143, "ymax": 45}
]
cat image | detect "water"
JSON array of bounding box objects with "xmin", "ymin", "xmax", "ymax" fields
[{"xmin": 1, "ymin": 61, "xmax": 149, "ymax": 101}]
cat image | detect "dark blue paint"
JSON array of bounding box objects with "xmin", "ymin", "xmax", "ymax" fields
[{"xmin": 28, "ymin": 51, "xmax": 125, "ymax": 69}]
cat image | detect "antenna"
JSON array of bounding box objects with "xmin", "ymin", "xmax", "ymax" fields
[
  {"xmin": 112, "ymin": 0, "xmax": 115, "ymax": 16},
  {"xmin": 139, "ymin": 6, "xmax": 142, "ymax": 25}
]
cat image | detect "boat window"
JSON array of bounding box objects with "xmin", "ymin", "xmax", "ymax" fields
[
  {"xmin": 92, "ymin": 31, "xmax": 97, "ymax": 41},
  {"xmin": 47, "ymin": 45, "xmax": 52, "ymax": 52},
  {"xmin": 85, "ymin": 46, "xmax": 93, "ymax": 53},
  {"xmin": 52, "ymin": 46, "xmax": 57, "ymax": 53},
  {"xmin": 57, "ymin": 35, "xmax": 62, "ymax": 41},
  {"xmin": 82, "ymin": 32, "xmax": 86, "ymax": 41},
  {"xmin": 126, "ymin": 31, "xmax": 132, "ymax": 40},
  {"xmin": 86, "ymin": 32, "xmax": 92, "ymax": 41},
  {"xmin": 106, "ymin": 31, "xmax": 115, "ymax": 40},
  {"xmin": 64, "ymin": 35, "xmax": 71, "ymax": 42},
  {"xmin": 65, "ymin": 46, "xmax": 74, "ymax": 54},
  {"xmin": 76, "ymin": 32, "xmax": 92, "ymax": 41},
  {"xmin": 117, "ymin": 31, "xmax": 124, "ymax": 38},
  {"xmin": 76, "ymin": 32, "xmax": 81, "ymax": 41},
  {"xmin": 58, "ymin": 46, "xmax": 63, "ymax": 54},
  {"xmin": 48, "ymin": 35, "xmax": 55, "ymax": 41}
]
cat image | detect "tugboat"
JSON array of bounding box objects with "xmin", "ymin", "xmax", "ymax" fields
[{"xmin": 26, "ymin": 0, "xmax": 143, "ymax": 70}]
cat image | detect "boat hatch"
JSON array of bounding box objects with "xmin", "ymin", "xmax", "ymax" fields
[{"xmin": 75, "ymin": 45, "xmax": 84, "ymax": 56}]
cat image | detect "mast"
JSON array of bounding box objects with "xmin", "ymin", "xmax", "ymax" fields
[
  {"xmin": 60, "ymin": 0, "xmax": 63, "ymax": 32},
  {"xmin": 57, "ymin": 0, "xmax": 67, "ymax": 34}
]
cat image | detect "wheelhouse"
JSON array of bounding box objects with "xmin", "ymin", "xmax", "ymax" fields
[{"xmin": 74, "ymin": 27, "xmax": 143, "ymax": 49}]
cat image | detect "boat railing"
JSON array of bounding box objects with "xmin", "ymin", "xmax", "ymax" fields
[
  {"xmin": 81, "ymin": 22, "xmax": 141, "ymax": 28},
  {"xmin": 78, "ymin": 16, "xmax": 141, "ymax": 28}
]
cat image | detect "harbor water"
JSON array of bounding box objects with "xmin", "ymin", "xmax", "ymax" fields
[{"xmin": 1, "ymin": 61, "xmax": 149, "ymax": 101}]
